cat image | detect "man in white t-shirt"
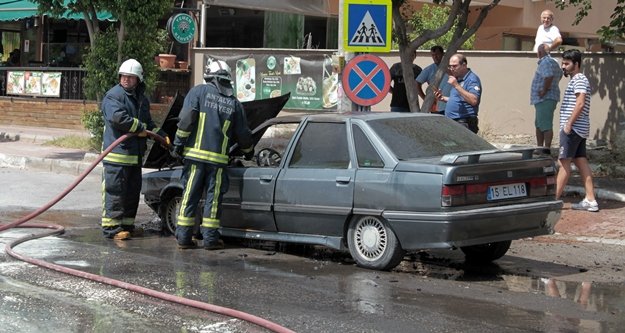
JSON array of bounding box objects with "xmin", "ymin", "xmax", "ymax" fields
[{"xmin": 533, "ymin": 9, "xmax": 563, "ymax": 52}]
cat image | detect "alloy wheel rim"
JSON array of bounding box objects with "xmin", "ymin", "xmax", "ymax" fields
[{"xmin": 355, "ymin": 216, "xmax": 387, "ymax": 261}]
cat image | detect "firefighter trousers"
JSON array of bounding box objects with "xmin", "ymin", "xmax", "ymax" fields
[
  {"xmin": 176, "ymin": 160, "xmax": 229, "ymax": 243},
  {"xmin": 101, "ymin": 163, "xmax": 142, "ymax": 238}
]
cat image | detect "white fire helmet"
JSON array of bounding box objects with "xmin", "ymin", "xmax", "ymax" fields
[
  {"xmin": 204, "ymin": 58, "xmax": 233, "ymax": 96},
  {"xmin": 118, "ymin": 59, "xmax": 144, "ymax": 82}
]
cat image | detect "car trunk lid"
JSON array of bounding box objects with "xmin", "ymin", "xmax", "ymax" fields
[{"xmin": 396, "ymin": 147, "xmax": 557, "ymax": 207}]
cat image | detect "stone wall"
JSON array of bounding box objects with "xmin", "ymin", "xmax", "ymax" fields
[{"xmin": 0, "ymin": 98, "xmax": 170, "ymax": 130}]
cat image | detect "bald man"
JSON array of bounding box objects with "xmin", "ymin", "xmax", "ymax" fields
[{"xmin": 533, "ymin": 9, "xmax": 563, "ymax": 52}]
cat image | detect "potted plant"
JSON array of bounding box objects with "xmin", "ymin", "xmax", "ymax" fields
[{"xmin": 155, "ymin": 29, "xmax": 175, "ymax": 69}]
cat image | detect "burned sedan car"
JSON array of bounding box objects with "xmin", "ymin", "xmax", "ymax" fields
[{"xmin": 142, "ymin": 111, "xmax": 562, "ymax": 270}]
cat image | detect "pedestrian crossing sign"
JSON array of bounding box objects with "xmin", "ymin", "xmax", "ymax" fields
[{"xmin": 343, "ymin": 0, "xmax": 391, "ymax": 53}]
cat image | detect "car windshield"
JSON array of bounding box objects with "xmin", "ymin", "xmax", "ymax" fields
[{"xmin": 368, "ymin": 116, "xmax": 495, "ymax": 160}]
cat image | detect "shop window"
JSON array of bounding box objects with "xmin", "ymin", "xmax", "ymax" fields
[{"xmin": 1, "ymin": 32, "xmax": 20, "ymax": 63}]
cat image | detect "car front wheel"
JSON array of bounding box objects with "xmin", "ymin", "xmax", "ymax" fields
[
  {"xmin": 460, "ymin": 240, "xmax": 511, "ymax": 263},
  {"xmin": 347, "ymin": 215, "xmax": 405, "ymax": 271},
  {"xmin": 159, "ymin": 195, "xmax": 181, "ymax": 235}
]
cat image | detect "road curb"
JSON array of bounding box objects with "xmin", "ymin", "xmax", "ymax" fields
[
  {"xmin": 0, "ymin": 153, "xmax": 102, "ymax": 176},
  {"xmin": 564, "ymin": 185, "xmax": 625, "ymax": 203},
  {"xmin": 548, "ymin": 233, "xmax": 625, "ymax": 246}
]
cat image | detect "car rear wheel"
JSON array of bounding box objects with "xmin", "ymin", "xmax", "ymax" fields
[
  {"xmin": 347, "ymin": 215, "xmax": 405, "ymax": 271},
  {"xmin": 461, "ymin": 240, "xmax": 511, "ymax": 263},
  {"xmin": 159, "ymin": 195, "xmax": 181, "ymax": 235}
]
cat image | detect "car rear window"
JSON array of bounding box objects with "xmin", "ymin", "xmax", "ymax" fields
[{"xmin": 368, "ymin": 116, "xmax": 494, "ymax": 160}]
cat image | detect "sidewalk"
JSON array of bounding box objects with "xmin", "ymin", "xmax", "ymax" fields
[{"xmin": 0, "ymin": 124, "xmax": 99, "ymax": 175}]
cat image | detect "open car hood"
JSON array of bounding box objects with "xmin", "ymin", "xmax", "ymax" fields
[{"xmin": 143, "ymin": 92, "xmax": 291, "ymax": 169}]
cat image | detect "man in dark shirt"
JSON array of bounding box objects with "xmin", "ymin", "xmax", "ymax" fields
[{"xmin": 388, "ymin": 51, "xmax": 422, "ymax": 112}]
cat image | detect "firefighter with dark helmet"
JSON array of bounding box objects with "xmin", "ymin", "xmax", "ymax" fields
[
  {"xmin": 101, "ymin": 58, "xmax": 167, "ymax": 240},
  {"xmin": 171, "ymin": 57, "xmax": 254, "ymax": 250}
]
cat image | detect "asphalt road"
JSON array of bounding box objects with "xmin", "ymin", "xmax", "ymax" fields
[{"xmin": 1, "ymin": 167, "xmax": 624, "ymax": 332}]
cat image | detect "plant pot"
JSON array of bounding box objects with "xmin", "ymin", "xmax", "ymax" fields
[
  {"xmin": 176, "ymin": 61, "xmax": 188, "ymax": 70},
  {"xmin": 158, "ymin": 54, "xmax": 176, "ymax": 69}
]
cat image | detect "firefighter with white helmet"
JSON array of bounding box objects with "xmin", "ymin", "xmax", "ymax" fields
[
  {"xmin": 100, "ymin": 58, "xmax": 167, "ymax": 240},
  {"xmin": 118, "ymin": 58, "xmax": 144, "ymax": 82},
  {"xmin": 171, "ymin": 57, "xmax": 254, "ymax": 250}
]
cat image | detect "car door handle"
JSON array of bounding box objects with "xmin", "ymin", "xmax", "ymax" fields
[
  {"xmin": 259, "ymin": 175, "xmax": 273, "ymax": 183},
  {"xmin": 336, "ymin": 176, "xmax": 351, "ymax": 184}
]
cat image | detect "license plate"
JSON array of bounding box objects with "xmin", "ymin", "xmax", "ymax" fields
[{"xmin": 487, "ymin": 183, "xmax": 527, "ymax": 200}]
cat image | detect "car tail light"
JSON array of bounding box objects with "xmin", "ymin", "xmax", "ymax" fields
[
  {"xmin": 441, "ymin": 176, "xmax": 556, "ymax": 207},
  {"xmin": 442, "ymin": 184, "xmax": 466, "ymax": 207},
  {"xmin": 528, "ymin": 176, "xmax": 557, "ymax": 196}
]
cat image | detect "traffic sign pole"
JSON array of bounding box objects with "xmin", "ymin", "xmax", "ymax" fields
[
  {"xmin": 338, "ymin": 0, "xmax": 355, "ymax": 113},
  {"xmin": 340, "ymin": 0, "xmax": 392, "ymax": 112}
]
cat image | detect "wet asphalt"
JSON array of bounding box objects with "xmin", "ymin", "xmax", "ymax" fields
[
  {"xmin": 2, "ymin": 213, "xmax": 624, "ymax": 332},
  {"xmin": 1, "ymin": 169, "xmax": 625, "ymax": 332}
]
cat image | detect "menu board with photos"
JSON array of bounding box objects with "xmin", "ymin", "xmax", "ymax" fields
[
  {"xmin": 7, "ymin": 71, "xmax": 62, "ymax": 97},
  {"xmin": 205, "ymin": 54, "xmax": 338, "ymax": 111}
]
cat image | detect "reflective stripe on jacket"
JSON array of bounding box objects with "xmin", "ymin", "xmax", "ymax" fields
[
  {"xmin": 101, "ymin": 83, "xmax": 163, "ymax": 165},
  {"xmin": 174, "ymin": 82, "xmax": 253, "ymax": 166}
]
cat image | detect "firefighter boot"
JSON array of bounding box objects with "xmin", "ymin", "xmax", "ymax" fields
[
  {"xmin": 113, "ymin": 231, "xmax": 131, "ymax": 240},
  {"xmin": 202, "ymin": 228, "xmax": 224, "ymax": 250},
  {"xmin": 176, "ymin": 226, "xmax": 197, "ymax": 249},
  {"xmin": 123, "ymin": 225, "xmax": 144, "ymax": 238},
  {"xmin": 103, "ymin": 226, "xmax": 127, "ymax": 240}
]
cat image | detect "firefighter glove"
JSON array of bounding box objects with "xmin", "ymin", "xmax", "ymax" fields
[
  {"xmin": 161, "ymin": 136, "xmax": 171, "ymax": 149},
  {"xmin": 170, "ymin": 145, "xmax": 184, "ymax": 160}
]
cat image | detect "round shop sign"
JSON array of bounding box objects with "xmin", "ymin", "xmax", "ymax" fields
[{"xmin": 168, "ymin": 13, "xmax": 196, "ymax": 44}]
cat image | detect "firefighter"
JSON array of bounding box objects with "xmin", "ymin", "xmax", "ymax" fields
[
  {"xmin": 171, "ymin": 58, "xmax": 254, "ymax": 250},
  {"xmin": 101, "ymin": 59, "xmax": 167, "ymax": 240}
]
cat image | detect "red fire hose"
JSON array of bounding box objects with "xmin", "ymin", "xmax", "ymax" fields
[{"xmin": 0, "ymin": 131, "xmax": 295, "ymax": 333}]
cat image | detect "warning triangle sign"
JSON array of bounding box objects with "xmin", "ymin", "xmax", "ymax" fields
[{"xmin": 350, "ymin": 11, "xmax": 385, "ymax": 46}]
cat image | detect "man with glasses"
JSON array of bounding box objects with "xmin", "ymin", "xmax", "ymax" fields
[{"xmin": 435, "ymin": 53, "xmax": 482, "ymax": 133}]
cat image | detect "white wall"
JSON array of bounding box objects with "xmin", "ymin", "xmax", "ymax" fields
[
  {"xmin": 376, "ymin": 51, "xmax": 625, "ymax": 145},
  {"xmin": 192, "ymin": 49, "xmax": 625, "ymax": 145}
]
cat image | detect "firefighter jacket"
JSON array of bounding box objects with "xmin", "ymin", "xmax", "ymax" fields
[
  {"xmin": 174, "ymin": 81, "xmax": 253, "ymax": 166},
  {"xmin": 101, "ymin": 82, "xmax": 164, "ymax": 166}
]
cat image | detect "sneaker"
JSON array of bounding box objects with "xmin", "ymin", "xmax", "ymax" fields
[
  {"xmin": 177, "ymin": 239, "xmax": 198, "ymax": 249},
  {"xmin": 204, "ymin": 239, "xmax": 224, "ymax": 251},
  {"xmin": 113, "ymin": 231, "xmax": 131, "ymax": 240},
  {"xmin": 571, "ymin": 199, "xmax": 599, "ymax": 212}
]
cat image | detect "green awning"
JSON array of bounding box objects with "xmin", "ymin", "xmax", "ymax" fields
[
  {"xmin": 0, "ymin": 0, "xmax": 37, "ymax": 21},
  {"xmin": 0, "ymin": 0, "xmax": 113, "ymax": 22}
]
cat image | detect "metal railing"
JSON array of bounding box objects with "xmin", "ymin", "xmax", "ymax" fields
[
  {"xmin": 0, "ymin": 67, "xmax": 190, "ymax": 102},
  {"xmin": 0, "ymin": 67, "xmax": 88, "ymax": 100}
]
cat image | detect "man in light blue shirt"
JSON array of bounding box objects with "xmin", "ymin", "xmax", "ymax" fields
[
  {"xmin": 531, "ymin": 43, "xmax": 562, "ymax": 148},
  {"xmin": 416, "ymin": 45, "xmax": 450, "ymax": 114}
]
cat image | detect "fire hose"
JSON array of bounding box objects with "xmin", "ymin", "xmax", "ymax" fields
[{"xmin": 0, "ymin": 131, "xmax": 295, "ymax": 333}]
